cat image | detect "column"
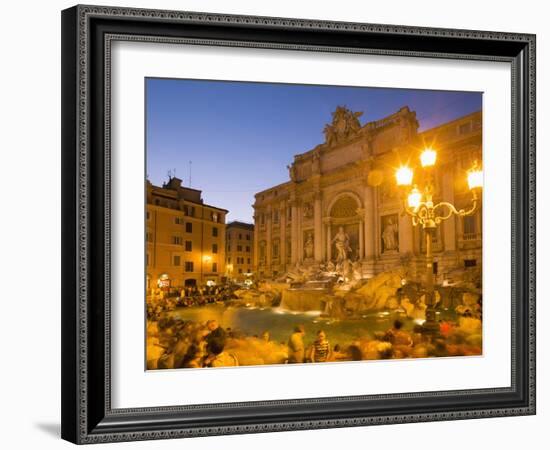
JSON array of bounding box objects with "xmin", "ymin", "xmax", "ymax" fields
[
  {"xmin": 398, "ymin": 211, "xmax": 414, "ymax": 254},
  {"xmin": 253, "ymin": 213, "xmax": 259, "ymax": 272},
  {"xmin": 314, "ymin": 193, "xmax": 323, "ymax": 262},
  {"xmin": 359, "ymin": 220, "xmax": 364, "ymax": 259},
  {"xmin": 280, "ymin": 205, "xmax": 287, "ymax": 269},
  {"xmin": 291, "ymin": 202, "xmax": 299, "ymax": 264},
  {"xmin": 297, "ymin": 205, "xmax": 303, "ymax": 262},
  {"xmin": 441, "ymin": 168, "xmax": 456, "ymax": 252},
  {"xmin": 326, "ymin": 220, "xmax": 332, "ymax": 262},
  {"xmin": 266, "ymin": 206, "xmax": 272, "ymax": 273},
  {"xmin": 363, "ymin": 185, "xmax": 375, "ymax": 260}
]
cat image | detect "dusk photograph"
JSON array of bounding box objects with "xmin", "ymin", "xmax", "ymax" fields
[{"xmin": 144, "ymin": 79, "xmax": 483, "ymax": 370}]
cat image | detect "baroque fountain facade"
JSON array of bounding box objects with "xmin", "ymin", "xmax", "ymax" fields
[{"xmin": 251, "ymin": 105, "xmax": 483, "ymax": 317}]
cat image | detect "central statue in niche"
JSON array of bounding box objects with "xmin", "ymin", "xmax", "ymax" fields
[{"xmin": 332, "ymin": 226, "xmax": 352, "ymax": 264}]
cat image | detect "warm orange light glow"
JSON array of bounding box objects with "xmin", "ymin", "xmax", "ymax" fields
[
  {"xmin": 468, "ymin": 169, "xmax": 483, "ymax": 190},
  {"xmin": 407, "ymin": 187, "xmax": 422, "ymax": 209},
  {"xmin": 395, "ymin": 166, "xmax": 413, "ymax": 186},
  {"xmin": 203, "ymin": 255, "xmax": 212, "ymax": 263},
  {"xmin": 420, "ymin": 148, "xmax": 437, "ymax": 167}
]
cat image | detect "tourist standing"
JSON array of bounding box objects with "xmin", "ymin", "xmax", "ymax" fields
[
  {"xmin": 287, "ymin": 325, "xmax": 306, "ymax": 363},
  {"xmin": 310, "ymin": 330, "xmax": 332, "ymax": 363}
]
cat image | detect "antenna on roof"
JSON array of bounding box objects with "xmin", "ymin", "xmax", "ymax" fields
[
  {"xmin": 173, "ymin": 168, "xmax": 177, "ymax": 179},
  {"xmin": 167, "ymin": 169, "xmax": 172, "ymax": 180},
  {"xmin": 189, "ymin": 161, "xmax": 192, "ymax": 187}
]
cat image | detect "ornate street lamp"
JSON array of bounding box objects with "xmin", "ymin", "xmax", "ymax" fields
[{"xmin": 395, "ymin": 149, "xmax": 483, "ymax": 335}]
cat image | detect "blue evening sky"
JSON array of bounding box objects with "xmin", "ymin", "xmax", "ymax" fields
[{"xmin": 146, "ymin": 78, "xmax": 481, "ymax": 223}]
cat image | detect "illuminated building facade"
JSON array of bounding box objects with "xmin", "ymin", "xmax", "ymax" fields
[
  {"xmin": 225, "ymin": 221, "xmax": 255, "ymax": 281},
  {"xmin": 146, "ymin": 176, "xmax": 227, "ymax": 290},
  {"xmin": 253, "ymin": 106, "xmax": 482, "ymax": 282}
]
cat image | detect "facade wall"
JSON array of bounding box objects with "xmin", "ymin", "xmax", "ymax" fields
[
  {"xmin": 145, "ymin": 177, "xmax": 227, "ymax": 291},
  {"xmin": 253, "ymin": 107, "xmax": 482, "ymax": 283},
  {"xmin": 225, "ymin": 222, "xmax": 254, "ymax": 281}
]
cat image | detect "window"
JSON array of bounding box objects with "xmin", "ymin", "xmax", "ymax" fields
[
  {"xmin": 184, "ymin": 205, "xmax": 195, "ymax": 217},
  {"xmin": 432, "ymin": 261, "xmax": 438, "ymax": 275},
  {"xmin": 287, "ymin": 207, "xmax": 292, "ymax": 221},
  {"xmin": 227, "ymin": 244, "xmax": 231, "ymax": 252},
  {"xmin": 146, "ymin": 253, "xmax": 150, "ymax": 266},
  {"xmin": 173, "ymin": 255, "xmax": 181, "ymax": 266},
  {"xmin": 237, "ymin": 245, "xmax": 242, "ymax": 252},
  {"xmin": 245, "ymin": 246, "xmax": 250, "ymax": 252},
  {"xmin": 421, "ymin": 228, "xmax": 439, "ymax": 247},
  {"xmin": 247, "ymin": 258, "xmax": 251, "ymax": 264},
  {"xmin": 463, "ymin": 215, "xmax": 477, "ymax": 238},
  {"xmin": 273, "ymin": 241, "xmax": 279, "ymax": 258},
  {"xmin": 174, "ymin": 217, "xmax": 184, "ymax": 225},
  {"xmin": 211, "ymin": 212, "xmax": 218, "ymax": 222},
  {"xmin": 212, "ymin": 243, "xmax": 218, "ymax": 254},
  {"xmin": 227, "ymin": 257, "xmax": 231, "ymax": 264},
  {"xmin": 185, "ymin": 261, "xmax": 194, "ymax": 272},
  {"xmin": 238, "ymin": 268, "xmax": 242, "ymax": 274},
  {"xmin": 464, "ymin": 259, "xmax": 477, "ymax": 268},
  {"xmin": 185, "ymin": 241, "xmax": 192, "ymax": 251},
  {"xmin": 273, "ymin": 210, "xmax": 279, "ymax": 224},
  {"xmin": 146, "ymin": 211, "xmax": 150, "ymax": 220},
  {"xmin": 246, "ymin": 234, "xmax": 250, "ymax": 241},
  {"xmin": 185, "ymin": 222, "xmax": 193, "ymax": 233},
  {"xmin": 212, "ymin": 262, "xmax": 218, "ymax": 273},
  {"xmin": 146, "ymin": 232, "xmax": 153, "ymax": 242},
  {"xmin": 212, "ymin": 227, "xmax": 218, "ymax": 237},
  {"xmin": 238, "ymin": 233, "xmax": 242, "ymax": 240},
  {"xmin": 172, "ymin": 236, "xmax": 183, "ymax": 245}
]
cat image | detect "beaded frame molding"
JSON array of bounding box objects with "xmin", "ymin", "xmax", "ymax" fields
[{"xmin": 61, "ymin": 4, "xmax": 536, "ymax": 444}]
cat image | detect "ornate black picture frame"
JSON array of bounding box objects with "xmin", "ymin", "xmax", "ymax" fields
[{"xmin": 61, "ymin": 4, "xmax": 536, "ymax": 444}]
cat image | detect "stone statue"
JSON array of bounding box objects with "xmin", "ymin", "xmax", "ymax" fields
[
  {"xmin": 382, "ymin": 217, "xmax": 398, "ymax": 251},
  {"xmin": 352, "ymin": 260, "xmax": 363, "ymax": 280},
  {"xmin": 312, "ymin": 151, "xmax": 321, "ymax": 175},
  {"xmin": 332, "ymin": 226, "xmax": 351, "ymax": 264},
  {"xmin": 323, "ymin": 106, "xmax": 363, "ymax": 147},
  {"xmin": 303, "ymin": 202, "xmax": 313, "ymax": 219},
  {"xmin": 304, "ymin": 233, "xmax": 314, "ymax": 260},
  {"xmin": 287, "ymin": 164, "xmax": 297, "ymax": 182},
  {"xmin": 323, "ymin": 124, "xmax": 336, "ymax": 147}
]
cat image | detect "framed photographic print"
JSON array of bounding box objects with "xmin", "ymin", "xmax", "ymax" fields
[{"xmin": 61, "ymin": 4, "xmax": 536, "ymax": 444}]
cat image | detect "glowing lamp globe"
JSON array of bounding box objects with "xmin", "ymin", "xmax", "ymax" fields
[
  {"xmin": 420, "ymin": 148, "xmax": 437, "ymax": 167},
  {"xmin": 407, "ymin": 187, "xmax": 422, "ymax": 209},
  {"xmin": 468, "ymin": 169, "xmax": 483, "ymax": 190},
  {"xmin": 395, "ymin": 166, "xmax": 413, "ymax": 186}
]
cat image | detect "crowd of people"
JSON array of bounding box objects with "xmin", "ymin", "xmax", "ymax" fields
[
  {"xmin": 147, "ymin": 284, "xmax": 238, "ymax": 320},
  {"xmin": 146, "ymin": 312, "xmax": 482, "ymax": 370}
]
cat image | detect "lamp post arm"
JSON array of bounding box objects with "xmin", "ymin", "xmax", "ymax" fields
[
  {"xmin": 433, "ymin": 195, "xmax": 478, "ymax": 224},
  {"xmin": 401, "ymin": 201, "xmax": 419, "ymax": 218}
]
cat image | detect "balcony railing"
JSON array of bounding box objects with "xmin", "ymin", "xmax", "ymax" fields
[{"xmin": 458, "ymin": 232, "xmax": 482, "ymax": 249}]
